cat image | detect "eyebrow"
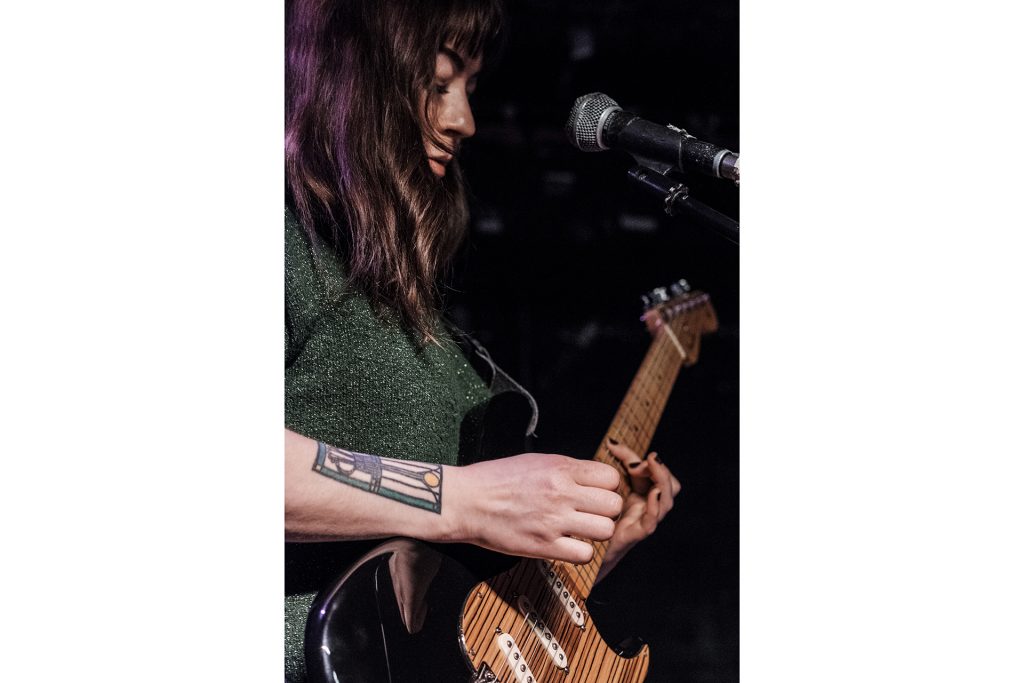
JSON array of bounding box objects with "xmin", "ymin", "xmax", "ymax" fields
[
  {"xmin": 439, "ymin": 46, "xmax": 465, "ymax": 71},
  {"xmin": 439, "ymin": 46, "xmax": 481, "ymax": 77}
]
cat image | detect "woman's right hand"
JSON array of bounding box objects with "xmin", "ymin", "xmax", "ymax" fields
[
  {"xmin": 285, "ymin": 430, "xmax": 622, "ymax": 563},
  {"xmin": 443, "ymin": 453, "xmax": 623, "ymax": 564}
]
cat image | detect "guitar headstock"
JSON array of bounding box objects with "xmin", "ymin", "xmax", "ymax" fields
[{"xmin": 640, "ymin": 279, "xmax": 719, "ymax": 365}]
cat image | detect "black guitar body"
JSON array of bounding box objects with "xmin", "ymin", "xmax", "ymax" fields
[
  {"xmin": 304, "ymin": 385, "xmax": 543, "ymax": 683},
  {"xmin": 302, "ymin": 289, "xmax": 716, "ymax": 683},
  {"xmin": 304, "ymin": 539, "xmax": 515, "ymax": 683}
]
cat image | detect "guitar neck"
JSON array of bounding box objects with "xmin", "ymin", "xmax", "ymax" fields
[{"xmin": 555, "ymin": 290, "xmax": 716, "ymax": 596}]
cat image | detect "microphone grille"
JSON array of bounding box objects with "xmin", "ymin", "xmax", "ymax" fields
[{"xmin": 565, "ymin": 92, "xmax": 621, "ymax": 152}]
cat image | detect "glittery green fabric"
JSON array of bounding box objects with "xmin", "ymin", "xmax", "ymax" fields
[
  {"xmin": 285, "ymin": 210, "xmax": 491, "ymax": 462},
  {"xmin": 284, "ymin": 208, "xmax": 493, "ymax": 682}
]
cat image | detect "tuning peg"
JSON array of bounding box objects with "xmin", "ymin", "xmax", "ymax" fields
[
  {"xmin": 641, "ymin": 286, "xmax": 669, "ymax": 311},
  {"xmin": 669, "ymin": 279, "xmax": 691, "ymax": 297}
]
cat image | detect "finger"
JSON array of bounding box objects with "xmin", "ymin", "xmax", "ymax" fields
[
  {"xmin": 571, "ymin": 459, "xmax": 621, "ymax": 491},
  {"xmin": 640, "ymin": 487, "xmax": 661, "ymax": 536},
  {"xmin": 573, "ymin": 487, "xmax": 623, "ymax": 519},
  {"xmin": 605, "ymin": 440, "xmax": 642, "ymax": 466},
  {"xmin": 647, "ymin": 456, "xmax": 671, "ymax": 499},
  {"xmin": 616, "ymin": 498, "xmax": 649, "ymax": 545},
  {"xmin": 646, "ymin": 453, "xmax": 680, "ymax": 499},
  {"xmin": 646, "ymin": 454, "xmax": 675, "ymax": 519},
  {"xmin": 566, "ymin": 511, "xmax": 616, "ymax": 543},
  {"xmin": 606, "ymin": 441, "xmax": 652, "ymax": 491},
  {"xmin": 620, "ymin": 498, "xmax": 646, "ymax": 526},
  {"xmin": 549, "ymin": 536, "xmax": 596, "ymax": 565}
]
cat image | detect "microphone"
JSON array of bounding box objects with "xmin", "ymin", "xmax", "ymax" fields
[{"xmin": 565, "ymin": 92, "xmax": 739, "ymax": 183}]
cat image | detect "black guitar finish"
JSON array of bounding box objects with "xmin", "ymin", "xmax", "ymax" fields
[
  {"xmin": 305, "ymin": 539, "xmax": 515, "ymax": 683},
  {"xmin": 303, "ymin": 287, "xmax": 716, "ymax": 683}
]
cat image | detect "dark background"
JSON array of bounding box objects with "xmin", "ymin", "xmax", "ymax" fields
[{"xmin": 447, "ymin": 1, "xmax": 739, "ymax": 681}]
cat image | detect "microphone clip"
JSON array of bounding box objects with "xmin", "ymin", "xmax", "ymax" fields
[{"xmin": 626, "ymin": 165, "xmax": 739, "ymax": 245}]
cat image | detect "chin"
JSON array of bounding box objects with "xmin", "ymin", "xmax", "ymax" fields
[{"xmin": 428, "ymin": 159, "xmax": 447, "ymax": 177}]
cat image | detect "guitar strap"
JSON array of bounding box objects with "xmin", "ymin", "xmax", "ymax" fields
[
  {"xmin": 454, "ymin": 330, "xmax": 539, "ymax": 437},
  {"xmin": 447, "ymin": 325, "xmax": 541, "ymax": 461}
]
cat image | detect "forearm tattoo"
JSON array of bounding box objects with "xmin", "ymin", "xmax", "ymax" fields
[{"xmin": 313, "ymin": 443, "xmax": 443, "ymax": 514}]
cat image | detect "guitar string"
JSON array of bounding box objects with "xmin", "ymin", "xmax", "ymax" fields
[
  {"xmin": 489, "ymin": 561, "xmax": 537, "ymax": 683},
  {"xmin": 586, "ymin": 304, "xmax": 682, "ymax": 584},
  {"xmin": 479, "ymin": 562, "xmax": 520, "ymax": 683},
  {"xmin": 499, "ymin": 561, "xmax": 565, "ymax": 683},
  {"xmin": 573, "ymin": 323, "xmax": 668, "ymax": 588},
  {"xmin": 562, "ymin": 324, "xmax": 675, "ymax": 593},
  {"xmin": 526, "ymin": 311, "xmax": 690, "ymax": 677},
  {"xmin": 587, "ymin": 317, "xmax": 681, "ymax": 583},
  {"xmin": 504, "ymin": 559, "xmax": 569, "ymax": 683},
  {"xmin": 500, "ymin": 606, "xmax": 536, "ymax": 683},
  {"xmin": 485, "ymin": 299, "xmax": 706, "ymax": 680},
  {"xmin": 598, "ymin": 330, "xmax": 673, "ymax": 566},
  {"xmin": 522, "ymin": 553, "xmax": 602, "ymax": 681},
  {"xmin": 578, "ymin": 305, "xmax": 697, "ymax": 679},
  {"xmin": 506, "ymin": 558, "xmax": 573, "ymax": 683},
  {"xmin": 496, "ymin": 331, "xmax": 676, "ymax": 682},
  {"xmin": 469, "ymin": 328, "xmax": 676, "ymax": 679},
  {"xmin": 513, "ymin": 562, "xmax": 559, "ymax": 680},
  {"xmin": 474, "ymin": 575, "xmax": 507, "ymax": 681},
  {"xmin": 554, "ymin": 555, "xmax": 599, "ymax": 674},
  {"xmin": 585, "ymin": 303, "xmax": 699, "ymax": 591},
  {"xmin": 558, "ymin": 302, "xmax": 701, "ymax": 673},
  {"xmin": 524, "ymin": 560, "xmax": 583, "ymax": 681},
  {"xmin": 507, "ymin": 563, "xmax": 545, "ymax": 683},
  {"xmin": 586, "ymin": 333, "xmax": 667, "ymax": 585},
  {"xmin": 519, "ymin": 585, "xmax": 562, "ymax": 683}
]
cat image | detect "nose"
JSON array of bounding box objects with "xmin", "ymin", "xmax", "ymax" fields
[{"xmin": 439, "ymin": 91, "xmax": 476, "ymax": 141}]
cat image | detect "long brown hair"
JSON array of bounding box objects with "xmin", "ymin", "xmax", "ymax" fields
[{"xmin": 285, "ymin": 0, "xmax": 505, "ymax": 342}]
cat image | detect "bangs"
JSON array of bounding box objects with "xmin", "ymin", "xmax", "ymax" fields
[{"xmin": 441, "ymin": 0, "xmax": 506, "ymax": 61}]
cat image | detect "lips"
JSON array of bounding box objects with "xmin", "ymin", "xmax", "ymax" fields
[{"xmin": 427, "ymin": 155, "xmax": 452, "ymax": 177}]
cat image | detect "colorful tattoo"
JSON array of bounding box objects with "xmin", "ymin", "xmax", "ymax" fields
[{"xmin": 313, "ymin": 443, "xmax": 443, "ymax": 514}]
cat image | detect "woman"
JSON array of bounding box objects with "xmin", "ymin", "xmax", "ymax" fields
[{"xmin": 284, "ymin": 0, "xmax": 681, "ymax": 679}]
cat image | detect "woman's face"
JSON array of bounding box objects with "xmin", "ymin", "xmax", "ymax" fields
[{"xmin": 422, "ymin": 45, "xmax": 482, "ymax": 178}]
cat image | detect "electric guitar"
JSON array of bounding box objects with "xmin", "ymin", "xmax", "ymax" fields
[{"xmin": 304, "ymin": 280, "xmax": 718, "ymax": 683}]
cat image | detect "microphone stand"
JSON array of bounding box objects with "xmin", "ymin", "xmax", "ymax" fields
[{"xmin": 627, "ymin": 165, "xmax": 739, "ymax": 246}]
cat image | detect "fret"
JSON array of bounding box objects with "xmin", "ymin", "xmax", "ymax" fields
[
  {"xmin": 459, "ymin": 285, "xmax": 717, "ymax": 683},
  {"xmin": 576, "ymin": 290, "xmax": 716, "ymax": 596}
]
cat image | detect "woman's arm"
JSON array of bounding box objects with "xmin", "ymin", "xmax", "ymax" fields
[{"xmin": 285, "ymin": 429, "xmax": 624, "ymax": 565}]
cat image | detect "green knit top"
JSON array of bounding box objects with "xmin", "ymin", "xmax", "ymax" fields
[
  {"xmin": 285, "ymin": 209, "xmax": 492, "ymax": 464},
  {"xmin": 284, "ymin": 208, "xmax": 504, "ymax": 682}
]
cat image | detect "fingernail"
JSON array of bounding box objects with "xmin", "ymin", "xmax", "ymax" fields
[
  {"xmin": 628, "ymin": 461, "xmax": 642, "ymax": 469},
  {"xmin": 608, "ymin": 437, "xmax": 619, "ymax": 445}
]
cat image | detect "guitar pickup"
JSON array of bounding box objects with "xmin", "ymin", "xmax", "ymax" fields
[
  {"xmin": 495, "ymin": 632, "xmax": 539, "ymax": 683},
  {"xmin": 537, "ymin": 560, "xmax": 586, "ymax": 628},
  {"xmin": 516, "ymin": 594, "xmax": 569, "ymax": 670}
]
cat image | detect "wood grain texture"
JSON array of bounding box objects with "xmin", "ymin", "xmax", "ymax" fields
[
  {"xmin": 460, "ymin": 559, "xmax": 650, "ymax": 682},
  {"xmin": 459, "ymin": 291, "xmax": 718, "ymax": 683}
]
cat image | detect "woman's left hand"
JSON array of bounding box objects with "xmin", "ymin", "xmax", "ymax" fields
[{"xmin": 598, "ymin": 439, "xmax": 682, "ymax": 582}]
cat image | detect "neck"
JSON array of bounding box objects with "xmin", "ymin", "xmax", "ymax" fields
[{"xmin": 556, "ymin": 319, "xmax": 694, "ymax": 597}]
